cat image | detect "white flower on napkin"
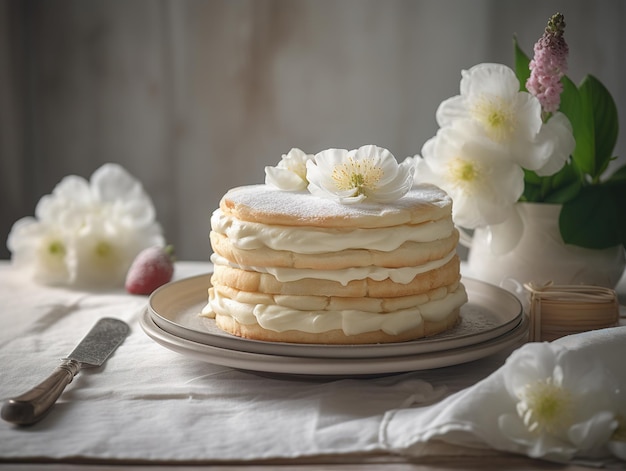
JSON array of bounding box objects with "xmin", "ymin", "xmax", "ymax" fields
[
  {"xmin": 265, "ymin": 148, "xmax": 315, "ymax": 191},
  {"xmin": 306, "ymin": 145, "xmax": 414, "ymax": 204},
  {"xmin": 7, "ymin": 163, "xmax": 164, "ymax": 288},
  {"xmin": 498, "ymin": 342, "xmax": 621, "ymax": 460}
]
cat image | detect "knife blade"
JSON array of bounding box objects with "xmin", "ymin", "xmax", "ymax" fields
[{"xmin": 1, "ymin": 317, "xmax": 129, "ymax": 426}]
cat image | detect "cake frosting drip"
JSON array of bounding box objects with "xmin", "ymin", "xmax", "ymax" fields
[
  {"xmin": 210, "ymin": 250, "xmax": 457, "ymax": 285},
  {"xmin": 211, "ymin": 210, "xmax": 454, "ymax": 254},
  {"xmin": 204, "ymin": 284, "xmax": 467, "ymax": 335}
]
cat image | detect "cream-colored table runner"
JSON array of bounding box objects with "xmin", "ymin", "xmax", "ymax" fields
[{"xmin": 0, "ymin": 261, "xmax": 623, "ymax": 466}]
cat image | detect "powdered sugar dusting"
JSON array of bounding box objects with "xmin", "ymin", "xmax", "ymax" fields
[{"xmin": 221, "ymin": 184, "xmax": 451, "ymax": 227}]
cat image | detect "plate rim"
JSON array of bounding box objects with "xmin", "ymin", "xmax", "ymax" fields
[
  {"xmin": 147, "ymin": 274, "xmax": 525, "ymax": 360},
  {"xmin": 140, "ymin": 308, "xmax": 529, "ymax": 375}
]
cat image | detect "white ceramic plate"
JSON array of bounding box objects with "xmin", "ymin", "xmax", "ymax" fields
[
  {"xmin": 141, "ymin": 274, "xmax": 529, "ymax": 374},
  {"xmin": 147, "ymin": 275, "xmax": 523, "ymax": 359},
  {"xmin": 140, "ymin": 308, "xmax": 528, "ymax": 375}
]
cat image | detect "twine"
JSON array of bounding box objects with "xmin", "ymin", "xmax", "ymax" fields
[{"xmin": 524, "ymin": 282, "xmax": 620, "ymax": 342}]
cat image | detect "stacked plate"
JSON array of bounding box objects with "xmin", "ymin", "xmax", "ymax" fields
[{"xmin": 140, "ymin": 274, "xmax": 528, "ymax": 376}]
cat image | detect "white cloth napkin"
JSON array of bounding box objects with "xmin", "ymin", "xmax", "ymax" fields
[
  {"xmin": 380, "ymin": 325, "xmax": 626, "ymax": 467},
  {"xmin": 0, "ymin": 262, "xmax": 452, "ymax": 462}
]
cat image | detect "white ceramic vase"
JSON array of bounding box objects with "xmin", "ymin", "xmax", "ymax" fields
[{"xmin": 462, "ymin": 203, "xmax": 626, "ymax": 297}]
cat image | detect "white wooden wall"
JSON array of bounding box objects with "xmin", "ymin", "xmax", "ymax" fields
[{"xmin": 1, "ymin": 0, "xmax": 624, "ymax": 260}]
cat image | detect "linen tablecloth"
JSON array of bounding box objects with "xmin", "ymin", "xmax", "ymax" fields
[{"xmin": 0, "ymin": 260, "xmax": 623, "ymax": 465}]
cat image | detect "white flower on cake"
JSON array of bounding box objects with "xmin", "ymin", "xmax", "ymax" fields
[
  {"xmin": 265, "ymin": 148, "xmax": 314, "ymax": 191},
  {"xmin": 498, "ymin": 342, "xmax": 621, "ymax": 460},
  {"xmin": 306, "ymin": 145, "xmax": 414, "ymax": 204},
  {"xmin": 412, "ymin": 122, "xmax": 524, "ymax": 228},
  {"xmin": 435, "ymin": 63, "xmax": 573, "ymax": 174},
  {"xmin": 7, "ymin": 163, "xmax": 165, "ymax": 288}
]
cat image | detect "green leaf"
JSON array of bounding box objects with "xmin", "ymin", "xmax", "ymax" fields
[
  {"xmin": 523, "ymin": 168, "xmax": 542, "ymax": 185},
  {"xmin": 544, "ymin": 180, "xmax": 582, "ymax": 204},
  {"xmin": 544, "ymin": 162, "xmax": 582, "ymax": 203},
  {"xmin": 522, "ymin": 168, "xmax": 549, "ymax": 202},
  {"xmin": 513, "ymin": 38, "xmax": 530, "ymax": 91},
  {"xmin": 559, "ymin": 184, "xmax": 625, "ymax": 249},
  {"xmin": 607, "ymin": 164, "xmax": 626, "ymax": 183},
  {"xmin": 520, "ymin": 180, "xmax": 542, "ymax": 202},
  {"xmin": 559, "ymin": 76, "xmax": 595, "ymax": 176},
  {"xmin": 596, "ymin": 156, "xmax": 617, "ymax": 178},
  {"xmin": 522, "ymin": 163, "xmax": 582, "ymax": 203},
  {"xmin": 520, "ymin": 188, "xmax": 538, "ymax": 202},
  {"xmin": 580, "ymin": 75, "xmax": 619, "ymax": 181},
  {"xmin": 607, "ymin": 181, "xmax": 626, "ymax": 248}
]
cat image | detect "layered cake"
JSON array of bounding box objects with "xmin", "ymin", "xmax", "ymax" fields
[{"xmin": 202, "ymin": 146, "xmax": 467, "ymax": 344}]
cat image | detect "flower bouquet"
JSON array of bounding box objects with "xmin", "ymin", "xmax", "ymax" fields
[
  {"xmin": 413, "ymin": 12, "xmax": 625, "ymax": 288},
  {"xmin": 515, "ymin": 14, "xmax": 624, "ymax": 251}
]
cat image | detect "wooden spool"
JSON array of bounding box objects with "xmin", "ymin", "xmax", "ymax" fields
[{"xmin": 524, "ymin": 283, "xmax": 619, "ymax": 342}]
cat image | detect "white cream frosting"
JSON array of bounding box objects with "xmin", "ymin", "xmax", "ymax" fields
[
  {"xmin": 211, "ymin": 251, "xmax": 456, "ymax": 286},
  {"xmin": 211, "ymin": 209, "xmax": 454, "ymax": 254},
  {"xmin": 203, "ymin": 284, "xmax": 467, "ymax": 336}
]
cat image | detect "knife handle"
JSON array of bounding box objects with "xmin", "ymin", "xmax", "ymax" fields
[{"xmin": 1, "ymin": 359, "xmax": 81, "ymax": 426}]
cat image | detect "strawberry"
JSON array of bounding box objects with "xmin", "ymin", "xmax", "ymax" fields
[{"xmin": 125, "ymin": 245, "xmax": 175, "ymax": 295}]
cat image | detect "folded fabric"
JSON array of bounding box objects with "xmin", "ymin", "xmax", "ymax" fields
[
  {"xmin": 1, "ymin": 261, "xmax": 624, "ymax": 466},
  {"xmin": 0, "ymin": 262, "xmax": 449, "ymax": 462},
  {"xmin": 381, "ymin": 325, "xmax": 626, "ymax": 466}
]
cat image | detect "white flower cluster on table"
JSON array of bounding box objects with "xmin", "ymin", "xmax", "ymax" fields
[
  {"xmin": 410, "ymin": 63, "xmax": 575, "ymax": 229},
  {"xmin": 7, "ymin": 163, "xmax": 165, "ymax": 288},
  {"xmin": 499, "ymin": 341, "xmax": 625, "ymax": 462},
  {"xmin": 265, "ymin": 145, "xmax": 414, "ymax": 204}
]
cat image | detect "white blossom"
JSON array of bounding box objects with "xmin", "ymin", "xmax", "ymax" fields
[
  {"xmin": 306, "ymin": 145, "xmax": 414, "ymax": 204},
  {"xmin": 498, "ymin": 342, "xmax": 621, "ymax": 461},
  {"xmin": 436, "ymin": 63, "xmax": 573, "ymax": 175},
  {"xmin": 7, "ymin": 218, "xmax": 71, "ymax": 285},
  {"xmin": 6, "ymin": 163, "xmax": 164, "ymax": 288},
  {"xmin": 414, "ymin": 122, "xmax": 524, "ymax": 228},
  {"xmin": 265, "ymin": 148, "xmax": 315, "ymax": 191},
  {"xmin": 531, "ymin": 111, "xmax": 576, "ymax": 176}
]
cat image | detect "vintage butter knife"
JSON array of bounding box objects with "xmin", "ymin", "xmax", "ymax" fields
[{"xmin": 1, "ymin": 317, "xmax": 129, "ymax": 426}]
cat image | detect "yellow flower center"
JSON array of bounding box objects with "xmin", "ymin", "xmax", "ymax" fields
[
  {"xmin": 48, "ymin": 241, "xmax": 66, "ymax": 257},
  {"xmin": 473, "ymin": 95, "xmax": 516, "ymax": 142},
  {"xmin": 95, "ymin": 241, "xmax": 112, "ymax": 258},
  {"xmin": 612, "ymin": 415, "xmax": 626, "ymax": 442},
  {"xmin": 518, "ymin": 378, "xmax": 573, "ymax": 434},
  {"xmin": 447, "ymin": 158, "xmax": 483, "ymax": 193},
  {"xmin": 331, "ymin": 157, "xmax": 384, "ymax": 195}
]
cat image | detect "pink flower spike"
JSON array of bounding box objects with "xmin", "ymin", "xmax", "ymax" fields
[{"xmin": 526, "ymin": 13, "xmax": 569, "ymax": 114}]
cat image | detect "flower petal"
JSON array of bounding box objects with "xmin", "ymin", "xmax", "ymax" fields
[
  {"xmin": 306, "ymin": 146, "xmax": 411, "ymax": 204},
  {"xmin": 265, "ymin": 166, "xmax": 308, "ymax": 191},
  {"xmin": 533, "ymin": 112, "xmax": 575, "ymax": 176},
  {"xmin": 265, "ymin": 148, "xmax": 313, "ymax": 190},
  {"xmin": 503, "ymin": 343, "xmax": 560, "ymax": 398},
  {"xmin": 568, "ymin": 411, "xmax": 618, "ymax": 452},
  {"xmin": 434, "ymin": 62, "xmax": 567, "ymax": 173},
  {"xmin": 7, "ymin": 217, "xmax": 71, "ymax": 285},
  {"xmin": 91, "ymin": 163, "xmax": 142, "ymax": 203},
  {"xmin": 435, "ymin": 96, "xmax": 469, "ymax": 127},
  {"xmin": 608, "ymin": 439, "xmax": 626, "ymax": 461},
  {"xmin": 461, "ymin": 63, "xmax": 520, "ymax": 99},
  {"xmin": 416, "ymin": 122, "xmax": 524, "ymax": 228}
]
